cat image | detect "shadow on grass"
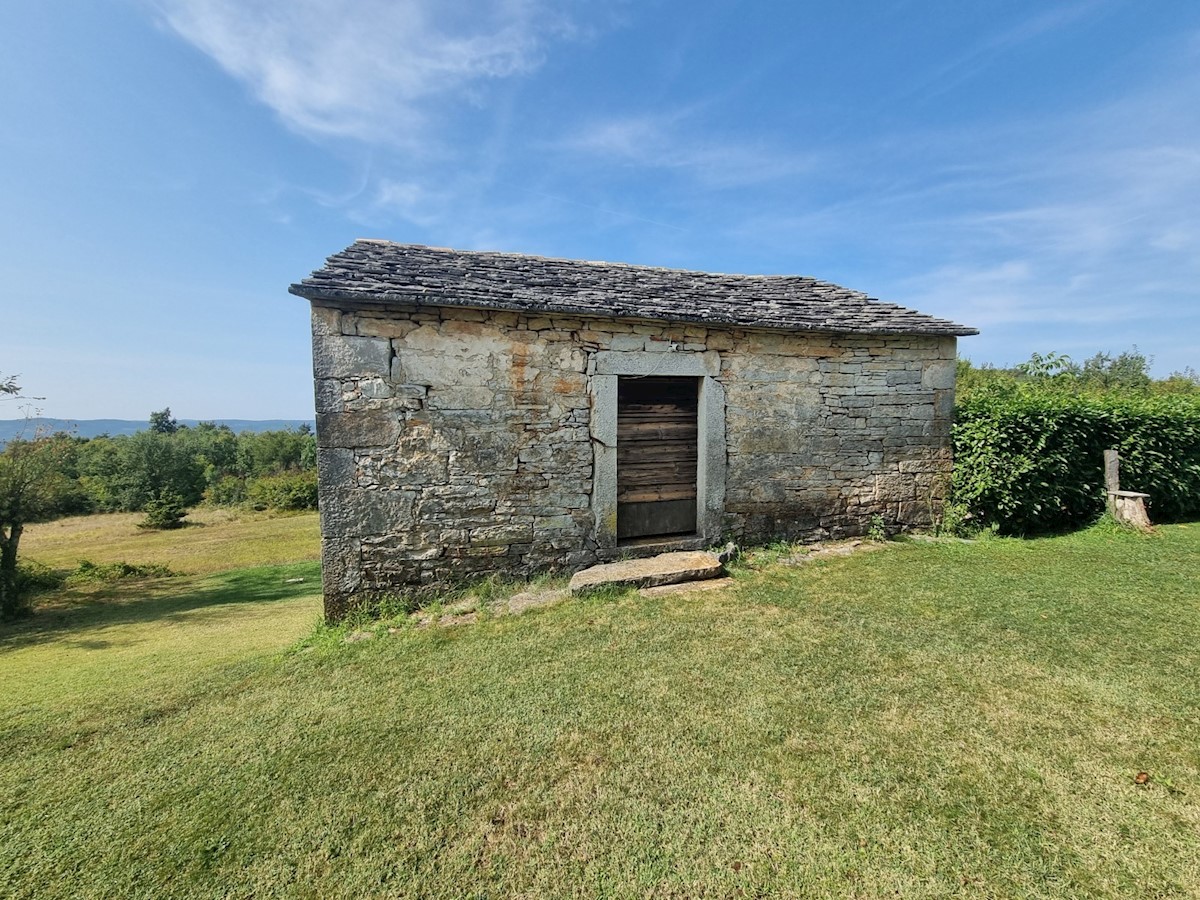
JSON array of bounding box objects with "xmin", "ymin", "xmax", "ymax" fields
[{"xmin": 0, "ymin": 561, "xmax": 323, "ymax": 650}]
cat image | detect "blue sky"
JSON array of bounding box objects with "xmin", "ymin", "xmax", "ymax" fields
[{"xmin": 3, "ymin": 0, "xmax": 1198, "ymax": 419}]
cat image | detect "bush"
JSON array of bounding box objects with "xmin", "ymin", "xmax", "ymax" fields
[
  {"xmin": 245, "ymin": 470, "xmax": 319, "ymax": 512},
  {"xmin": 953, "ymin": 388, "xmax": 1200, "ymax": 534},
  {"xmin": 204, "ymin": 474, "xmax": 247, "ymax": 507},
  {"xmin": 15, "ymin": 561, "xmax": 66, "ymax": 595},
  {"xmin": 70, "ymin": 560, "xmax": 177, "ymax": 582},
  {"xmin": 138, "ymin": 492, "xmax": 189, "ymax": 530}
]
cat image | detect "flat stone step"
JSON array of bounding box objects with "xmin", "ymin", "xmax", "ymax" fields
[{"xmin": 569, "ymin": 550, "xmax": 726, "ymax": 595}]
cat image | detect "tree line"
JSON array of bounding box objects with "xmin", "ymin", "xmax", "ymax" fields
[
  {"xmin": 956, "ymin": 348, "xmax": 1200, "ymax": 400},
  {"xmin": 19, "ymin": 408, "xmax": 318, "ymax": 518}
]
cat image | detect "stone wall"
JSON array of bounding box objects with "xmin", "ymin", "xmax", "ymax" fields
[{"xmin": 310, "ymin": 302, "xmax": 956, "ymax": 617}]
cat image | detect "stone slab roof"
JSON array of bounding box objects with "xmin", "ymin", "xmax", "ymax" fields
[{"xmin": 290, "ymin": 240, "xmax": 978, "ymax": 337}]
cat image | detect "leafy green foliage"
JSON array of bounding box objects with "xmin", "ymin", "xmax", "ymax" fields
[
  {"xmin": 113, "ymin": 431, "xmax": 207, "ymax": 511},
  {"xmin": 138, "ymin": 492, "xmax": 189, "ymax": 530},
  {"xmin": 866, "ymin": 513, "xmax": 888, "ymax": 542},
  {"xmin": 0, "ymin": 436, "xmax": 92, "ymax": 618},
  {"xmin": 14, "ymin": 560, "xmax": 66, "ymax": 595},
  {"xmin": 203, "ymin": 473, "xmax": 247, "ymax": 507},
  {"xmin": 244, "ymin": 470, "xmax": 319, "ymax": 512},
  {"xmin": 953, "ymin": 386, "xmax": 1200, "ymax": 533},
  {"xmin": 68, "ymin": 559, "xmax": 178, "ymax": 582},
  {"xmin": 958, "ymin": 347, "xmax": 1200, "ymax": 402},
  {"xmin": 148, "ymin": 407, "xmax": 178, "ymax": 434},
  {"xmin": 70, "ymin": 420, "xmax": 316, "ymax": 515},
  {"xmin": 236, "ymin": 428, "xmax": 316, "ymax": 478}
]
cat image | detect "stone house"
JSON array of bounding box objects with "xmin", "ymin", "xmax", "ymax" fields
[{"xmin": 291, "ymin": 240, "xmax": 976, "ymax": 618}]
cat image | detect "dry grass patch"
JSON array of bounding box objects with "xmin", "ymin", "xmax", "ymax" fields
[{"xmin": 20, "ymin": 508, "xmax": 320, "ymax": 575}]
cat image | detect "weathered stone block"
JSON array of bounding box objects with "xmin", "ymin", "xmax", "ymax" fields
[
  {"xmin": 321, "ymin": 487, "xmax": 416, "ymax": 538},
  {"xmin": 470, "ymin": 523, "xmax": 534, "ymax": 547},
  {"xmin": 355, "ymin": 317, "xmax": 418, "ymax": 339},
  {"xmin": 317, "ymin": 409, "xmax": 401, "ymax": 449},
  {"xmin": 394, "ymin": 350, "xmax": 485, "ymax": 387},
  {"xmin": 358, "ymin": 378, "xmax": 393, "ymax": 400},
  {"xmin": 569, "ymin": 551, "xmax": 725, "ymax": 594},
  {"xmin": 399, "ymin": 323, "xmax": 509, "ymax": 358},
  {"xmin": 320, "ymin": 537, "xmax": 362, "ymax": 595},
  {"xmin": 311, "ymin": 305, "xmax": 342, "ymax": 337},
  {"xmin": 611, "ymin": 333, "xmax": 646, "ymax": 351},
  {"xmin": 359, "ymin": 444, "xmax": 449, "ymax": 487},
  {"xmin": 922, "ymin": 360, "xmax": 957, "ymax": 390},
  {"xmin": 313, "ymin": 334, "xmax": 391, "ymax": 379},
  {"xmin": 317, "ymin": 447, "xmax": 357, "ymax": 491},
  {"xmin": 517, "ymin": 442, "xmax": 592, "ymax": 472},
  {"xmin": 899, "ymin": 500, "xmax": 935, "ymax": 525},
  {"xmin": 934, "ymin": 389, "xmax": 955, "ymax": 419},
  {"xmin": 314, "ymin": 378, "xmax": 343, "ymax": 414},
  {"xmin": 426, "ymin": 385, "xmax": 495, "ymax": 410}
]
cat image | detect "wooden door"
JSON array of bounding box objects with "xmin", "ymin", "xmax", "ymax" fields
[{"xmin": 616, "ymin": 376, "xmax": 699, "ymax": 540}]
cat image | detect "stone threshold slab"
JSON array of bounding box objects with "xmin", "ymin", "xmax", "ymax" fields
[{"xmin": 569, "ymin": 550, "xmax": 725, "ymax": 595}]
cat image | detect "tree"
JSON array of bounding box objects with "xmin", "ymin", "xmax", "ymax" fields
[
  {"xmin": 176, "ymin": 422, "xmax": 238, "ymax": 494},
  {"xmin": 0, "ymin": 437, "xmax": 82, "ymax": 618},
  {"xmin": 138, "ymin": 491, "xmax": 188, "ymax": 530},
  {"xmin": 1078, "ymin": 349, "xmax": 1152, "ymax": 392},
  {"xmin": 149, "ymin": 407, "xmax": 179, "ymax": 434},
  {"xmin": 1015, "ymin": 351, "xmax": 1076, "ymax": 381},
  {"xmin": 237, "ymin": 428, "xmax": 317, "ymax": 477},
  {"xmin": 110, "ymin": 431, "xmax": 205, "ymax": 510}
]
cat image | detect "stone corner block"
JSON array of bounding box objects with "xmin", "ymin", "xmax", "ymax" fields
[
  {"xmin": 922, "ymin": 360, "xmax": 957, "ymax": 390},
  {"xmin": 317, "ymin": 409, "xmax": 401, "ymax": 448},
  {"xmin": 313, "ymin": 333, "xmax": 392, "ymax": 379}
]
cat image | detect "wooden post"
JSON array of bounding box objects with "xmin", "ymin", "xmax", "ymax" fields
[
  {"xmin": 1104, "ymin": 448, "xmax": 1152, "ymax": 530},
  {"xmin": 1103, "ymin": 448, "xmax": 1120, "ymax": 494}
]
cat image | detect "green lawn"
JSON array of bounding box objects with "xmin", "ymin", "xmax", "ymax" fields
[{"xmin": 2, "ymin": 521, "xmax": 1198, "ymax": 898}]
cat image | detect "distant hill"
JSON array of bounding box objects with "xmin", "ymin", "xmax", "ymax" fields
[{"xmin": 0, "ymin": 418, "xmax": 316, "ymax": 445}]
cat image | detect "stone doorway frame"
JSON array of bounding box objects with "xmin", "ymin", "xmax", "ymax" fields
[{"xmin": 588, "ymin": 349, "xmax": 726, "ymax": 550}]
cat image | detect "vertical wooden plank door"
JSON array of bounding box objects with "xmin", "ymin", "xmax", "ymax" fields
[{"xmin": 616, "ymin": 376, "xmax": 699, "ymax": 540}]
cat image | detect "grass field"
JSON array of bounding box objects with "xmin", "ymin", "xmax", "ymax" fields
[
  {"xmin": 2, "ymin": 516, "xmax": 1198, "ymax": 898},
  {"xmin": 19, "ymin": 507, "xmax": 321, "ymax": 575}
]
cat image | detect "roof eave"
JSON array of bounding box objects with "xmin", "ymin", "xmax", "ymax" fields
[{"xmin": 291, "ymin": 285, "xmax": 979, "ymax": 338}]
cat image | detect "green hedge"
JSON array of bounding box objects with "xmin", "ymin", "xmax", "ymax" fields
[{"xmin": 953, "ymin": 390, "xmax": 1200, "ymax": 533}]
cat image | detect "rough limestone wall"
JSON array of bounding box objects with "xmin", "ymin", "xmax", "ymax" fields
[
  {"xmin": 719, "ymin": 331, "xmax": 956, "ymax": 541},
  {"xmin": 310, "ymin": 302, "xmax": 955, "ymax": 615},
  {"xmin": 311, "ymin": 303, "xmax": 599, "ymax": 618}
]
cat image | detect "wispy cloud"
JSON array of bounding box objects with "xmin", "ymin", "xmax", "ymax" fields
[
  {"xmin": 888, "ymin": 105, "xmax": 1200, "ymax": 362},
  {"xmin": 151, "ymin": 0, "xmax": 586, "ymax": 145},
  {"xmin": 556, "ymin": 113, "xmax": 817, "ymax": 188},
  {"xmin": 901, "ymin": 0, "xmax": 1114, "ymax": 103}
]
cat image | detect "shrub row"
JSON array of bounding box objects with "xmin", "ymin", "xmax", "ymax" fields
[
  {"xmin": 15, "ymin": 559, "xmax": 178, "ymax": 596},
  {"xmin": 952, "ymin": 390, "xmax": 1200, "ymax": 534}
]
